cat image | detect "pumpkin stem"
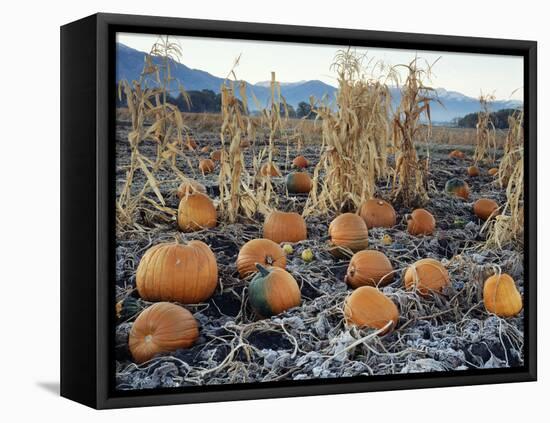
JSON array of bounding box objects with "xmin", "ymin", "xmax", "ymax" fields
[{"xmin": 255, "ymin": 263, "xmax": 270, "ymax": 277}]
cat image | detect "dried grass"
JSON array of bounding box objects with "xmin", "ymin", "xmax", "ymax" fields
[{"xmin": 473, "ymin": 94, "xmax": 497, "ymax": 165}]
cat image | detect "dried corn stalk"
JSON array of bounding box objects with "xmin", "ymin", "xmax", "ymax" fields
[
  {"xmin": 391, "ymin": 57, "xmax": 437, "ymax": 208},
  {"xmin": 497, "ymin": 109, "xmax": 524, "ymax": 187},
  {"xmin": 473, "ymin": 94, "xmax": 497, "ymax": 165},
  {"xmin": 304, "ymin": 49, "xmax": 392, "ymax": 216}
]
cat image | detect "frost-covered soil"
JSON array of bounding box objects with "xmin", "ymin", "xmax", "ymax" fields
[{"xmin": 114, "ymin": 121, "xmax": 523, "ymax": 391}]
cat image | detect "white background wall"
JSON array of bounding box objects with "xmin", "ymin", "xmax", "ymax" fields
[{"xmin": 1, "ymin": 0, "xmax": 546, "ymax": 420}]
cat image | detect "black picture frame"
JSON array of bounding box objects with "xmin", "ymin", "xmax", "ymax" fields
[{"xmin": 60, "ymin": 12, "xmax": 537, "ymax": 409}]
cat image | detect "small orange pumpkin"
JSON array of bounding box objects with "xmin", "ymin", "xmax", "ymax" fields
[
  {"xmin": 136, "ymin": 240, "xmax": 218, "ymax": 303},
  {"xmin": 404, "ymin": 258, "xmax": 450, "ymax": 297},
  {"xmin": 467, "ymin": 166, "xmax": 480, "ymax": 177},
  {"xmin": 292, "ymin": 155, "xmax": 309, "ymax": 169},
  {"xmin": 236, "ymin": 238, "xmax": 287, "ymax": 278},
  {"xmin": 483, "ymin": 273, "xmax": 523, "ymax": 317},
  {"xmin": 328, "ymin": 213, "xmax": 369, "ymax": 252},
  {"xmin": 407, "ymin": 209, "xmax": 436, "ymax": 236},
  {"xmin": 185, "ymin": 137, "xmax": 198, "ymax": 150},
  {"xmin": 449, "ymin": 150, "xmax": 465, "ymax": 159},
  {"xmin": 445, "ymin": 178, "xmax": 470, "ymax": 200},
  {"xmin": 488, "ymin": 167, "xmax": 499, "ymax": 176},
  {"xmin": 260, "ymin": 162, "xmax": 281, "ymax": 177},
  {"xmin": 199, "ymin": 158, "xmax": 215, "ymax": 174},
  {"xmin": 359, "ymin": 199, "xmax": 397, "ymax": 229},
  {"xmin": 177, "ymin": 192, "xmax": 217, "ymax": 232},
  {"xmin": 473, "ymin": 198, "xmax": 499, "ymax": 220},
  {"xmin": 248, "ymin": 264, "xmax": 301, "ymax": 317},
  {"xmin": 240, "ymin": 139, "xmax": 251, "ymax": 149},
  {"xmin": 345, "ymin": 250, "xmax": 394, "ymax": 288},
  {"xmin": 200, "ymin": 145, "xmax": 210, "ymax": 154},
  {"xmin": 286, "ymin": 172, "xmax": 313, "ymax": 193},
  {"xmin": 211, "ymin": 149, "xmax": 222, "ymax": 162},
  {"xmin": 263, "ymin": 211, "xmax": 307, "ymax": 243},
  {"xmin": 129, "ymin": 302, "xmax": 199, "ymax": 364},
  {"xmin": 176, "ymin": 179, "xmax": 207, "ymax": 199},
  {"xmin": 344, "ymin": 286, "xmax": 399, "ymax": 333}
]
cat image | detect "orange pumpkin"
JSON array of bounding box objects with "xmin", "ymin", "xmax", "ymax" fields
[
  {"xmin": 345, "ymin": 250, "xmax": 394, "ymax": 288},
  {"xmin": 176, "ymin": 179, "xmax": 207, "ymax": 199},
  {"xmin": 344, "ymin": 286, "xmax": 399, "ymax": 334},
  {"xmin": 136, "ymin": 240, "xmax": 218, "ymax": 303},
  {"xmin": 177, "ymin": 192, "xmax": 217, "ymax": 232},
  {"xmin": 445, "ymin": 178, "xmax": 470, "ymax": 200},
  {"xmin": 483, "ymin": 273, "xmax": 523, "ymax": 317},
  {"xmin": 200, "ymin": 145, "xmax": 210, "ymax": 153},
  {"xmin": 407, "ymin": 209, "xmax": 436, "ymax": 236},
  {"xmin": 199, "ymin": 158, "xmax": 215, "ymax": 174},
  {"xmin": 286, "ymin": 172, "xmax": 313, "ymax": 194},
  {"xmin": 488, "ymin": 167, "xmax": 499, "ymax": 176},
  {"xmin": 260, "ymin": 162, "xmax": 281, "ymax": 177},
  {"xmin": 404, "ymin": 258, "xmax": 450, "ymax": 297},
  {"xmin": 328, "ymin": 213, "xmax": 369, "ymax": 252},
  {"xmin": 185, "ymin": 137, "xmax": 198, "ymax": 150},
  {"xmin": 359, "ymin": 199, "xmax": 397, "ymax": 229},
  {"xmin": 263, "ymin": 211, "xmax": 307, "ymax": 243},
  {"xmin": 236, "ymin": 238, "xmax": 286, "ymax": 278},
  {"xmin": 467, "ymin": 166, "xmax": 480, "ymax": 177},
  {"xmin": 473, "ymin": 198, "xmax": 499, "ymax": 220},
  {"xmin": 211, "ymin": 149, "xmax": 222, "ymax": 162},
  {"xmin": 248, "ymin": 264, "xmax": 301, "ymax": 317},
  {"xmin": 240, "ymin": 139, "xmax": 251, "ymax": 149},
  {"xmin": 129, "ymin": 302, "xmax": 199, "ymax": 364},
  {"xmin": 292, "ymin": 155, "xmax": 309, "ymax": 169},
  {"xmin": 449, "ymin": 150, "xmax": 465, "ymax": 159}
]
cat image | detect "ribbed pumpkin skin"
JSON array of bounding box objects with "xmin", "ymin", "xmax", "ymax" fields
[
  {"xmin": 488, "ymin": 167, "xmax": 498, "ymax": 176},
  {"xmin": 407, "ymin": 209, "xmax": 436, "ymax": 236},
  {"xmin": 176, "ymin": 179, "xmax": 207, "ymax": 199},
  {"xmin": 467, "ymin": 166, "xmax": 480, "ymax": 177},
  {"xmin": 473, "ymin": 198, "xmax": 499, "ymax": 220},
  {"xmin": 445, "ymin": 178, "xmax": 470, "ymax": 200},
  {"xmin": 263, "ymin": 211, "xmax": 307, "ymax": 243},
  {"xmin": 404, "ymin": 258, "xmax": 450, "ymax": 297},
  {"xmin": 248, "ymin": 266, "xmax": 301, "ymax": 317},
  {"xmin": 359, "ymin": 199, "xmax": 397, "ymax": 228},
  {"xmin": 345, "ymin": 250, "xmax": 394, "ymax": 288},
  {"xmin": 483, "ymin": 273, "xmax": 523, "ymax": 317},
  {"xmin": 129, "ymin": 302, "xmax": 199, "ymax": 364},
  {"xmin": 136, "ymin": 241, "xmax": 218, "ymax": 303},
  {"xmin": 329, "ymin": 213, "xmax": 369, "ymax": 251},
  {"xmin": 292, "ymin": 155, "xmax": 309, "ymax": 169},
  {"xmin": 236, "ymin": 238, "xmax": 287, "ymax": 278},
  {"xmin": 344, "ymin": 286, "xmax": 399, "ymax": 333},
  {"xmin": 211, "ymin": 149, "xmax": 222, "ymax": 161},
  {"xmin": 199, "ymin": 159, "xmax": 215, "ymax": 174},
  {"xmin": 286, "ymin": 172, "xmax": 313, "ymax": 193},
  {"xmin": 260, "ymin": 162, "xmax": 281, "ymax": 177},
  {"xmin": 177, "ymin": 192, "xmax": 217, "ymax": 232}
]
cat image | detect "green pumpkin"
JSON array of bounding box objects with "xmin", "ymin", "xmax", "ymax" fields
[
  {"xmin": 116, "ymin": 296, "xmax": 143, "ymax": 321},
  {"xmin": 445, "ymin": 178, "xmax": 469, "ymax": 200},
  {"xmin": 285, "ymin": 172, "xmax": 312, "ymax": 194},
  {"xmin": 248, "ymin": 264, "xmax": 301, "ymax": 317}
]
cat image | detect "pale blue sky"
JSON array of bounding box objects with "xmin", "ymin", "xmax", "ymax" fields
[{"xmin": 117, "ymin": 33, "xmax": 524, "ymax": 101}]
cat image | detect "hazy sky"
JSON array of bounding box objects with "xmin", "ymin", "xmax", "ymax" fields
[{"xmin": 117, "ymin": 33, "xmax": 524, "ymax": 101}]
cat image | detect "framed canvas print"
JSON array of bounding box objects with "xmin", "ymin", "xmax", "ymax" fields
[{"xmin": 60, "ymin": 13, "xmax": 537, "ymax": 409}]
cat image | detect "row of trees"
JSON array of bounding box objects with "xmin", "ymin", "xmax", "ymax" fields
[{"xmin": 455, "ymin": 108, "xmax": 522, "ymax": 129}]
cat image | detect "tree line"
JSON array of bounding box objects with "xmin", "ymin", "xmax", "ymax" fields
[{"xmin": 454, "ymin": 108, "xmax": 522, "ymax": 129}]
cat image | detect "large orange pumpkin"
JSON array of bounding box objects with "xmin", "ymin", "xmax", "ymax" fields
[
  {"xmin": 211, "ymin": 149, "xmax": 222, "ymax": 162},
  {"xmin": 473, "ymin": 198, "xmax": 499, "ymax": 220},
  {"xmin": 286, "ymin": 172, "xmax": 313, "ymax": 194},
  {"xmin": 344, "ymin": 286, "xmax": 399, "ymax": 334},
  {"xmin": 176, "ymin": 179, "xmax": 207, "ymax": 199},
  {"xmin": 199, "ymin": 158, "xmax": 215, "ymax": 174},
  {"xmin": 445, "ymin": 178, "xmax": 470, "ymax": 200},
  {"xmin": 260, "ymin": 162, "xmax": 281, "ymax": 177},
  {"xmin": 292, "ymin": 155, "xmax": 309, "ymax": 169},
  {"xmin": 236, "ymin": 238, "xmax": 287, "ymax": 278},
  {"xmin": 248, "ymin": 264, "xmax": 301, "ymax": 317},
  {"xmin": 345, "ymin": 250, "xmax": 394, "ymax": 288},
  {"xmin": 136, "ymin": 240, "xmax": 218, "ymax": 303},
  {"xmin": 407, "ymin": 209, "xmax": 436, "ymax": 236},
  {"xmin": 129, "ymin": 302, "xmax": 199, "ymax": 364},
  {"xmin": 359, "ymin": 199, "xmax": 397, "ymax": 229},
  {"xmin": 329, "ymin": 213, "xmax": 369, "ymax": 252},
  {"xmin": 404, "ymin": 258, "xmax": 450, "ymax": 297},
  {"xmin": 263, "ymin": 211, "xmax": 307, "ymax": 243},
  {"xmin": 177, "ymin": 192, "xmax": 217, "ymax": 232},
  {"xmin": 483, "ymin": 273, "xmax": 523, "ymax": 317}
]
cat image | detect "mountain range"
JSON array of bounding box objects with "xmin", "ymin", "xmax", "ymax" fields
[{"xmin": 116, "ymin": 42, "xmax": 522, "ymax": 123}]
